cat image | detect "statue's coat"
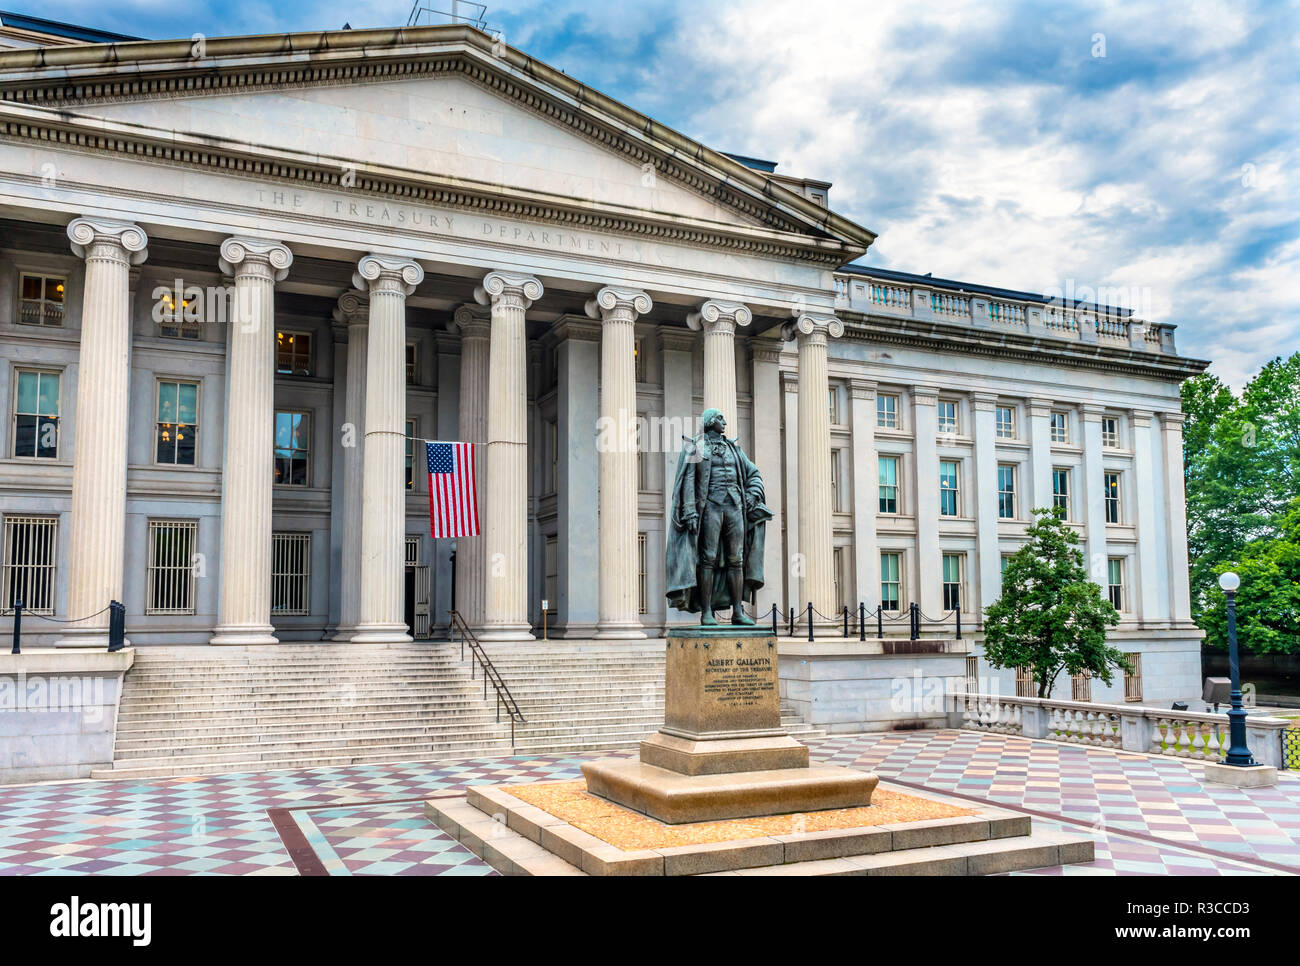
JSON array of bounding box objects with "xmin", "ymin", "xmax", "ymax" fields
[{"xmin": 666, "ymin": 434, "xmax": 773, "ymax": 613}]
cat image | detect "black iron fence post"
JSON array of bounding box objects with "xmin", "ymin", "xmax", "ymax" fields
[
  {"xmin": 910, "ymin": 601, "xmax": 919, "ymax": 641},
  {"xmin": 842, "ymin": 606, "xmax": 848, "ymax": 638},
  {"xmin": 876, "ymin": 604, "xmax": 883, "ymax": 639},
  {"xmin": 107, "ymin": 600, "xmax": 125, "ymax": 652},
  {"xmin": 806, "ymin": 602, "xmax": 814, "ymax": 643},
  {"xmin": 955, "ymin": 605, "xmax": 962, "ymax": 641},
  {"xmin": 788, "ymin": 606, "xmax": 794, "ymax": 637},
  {"xmin": 858, "ymin": 602, "xmax": 866, "ymax": 642},
  {"xmin": 10, "ymin": 599, "xmax": 21, "ymax": 655},
  {"xmin": 770, "ymin": 603, "xmax": 778, "ymax": 637}
]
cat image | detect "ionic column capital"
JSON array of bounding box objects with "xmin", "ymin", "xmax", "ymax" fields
[
  {"xmin": 332, "ymin": 288, "xmax": 370, "ymax": 326},
  {"xmin": 355, "ymin": 254, "xmax": 423, "ymax": 295},
  {"xmin": 68, "ymin": 216, "xmax": 149, "ymax": 265},
  {"xmin": 686, "ymin": 299, "xmax": 751, "ymax": 335},
  {"xmin": 585, "ymin": 285, "xmax": 653, "ymax": 322},
  {"xmin": 451, "ymin": 304, "xmax": 492, "ymax": 341},
  {"xmin": 475, "ymin": 270, "xmax": 543, "ymax": 309},
  {"xmin": 782, "ymin": 312, "xmax": 844, "ymax": 344},
  {"xmin": 219, "ymin": 236, "xmax": 293, "ymax": 281}
]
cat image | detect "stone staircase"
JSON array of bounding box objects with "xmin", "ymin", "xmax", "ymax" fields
[{"xmin": 92, "ymin": 641, "xmax": 822, "ymax": 780}]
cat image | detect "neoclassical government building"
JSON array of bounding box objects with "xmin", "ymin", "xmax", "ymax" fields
[{"xmin": 0, "ymin": 19, "xmax": 1205, "ymax": 702}]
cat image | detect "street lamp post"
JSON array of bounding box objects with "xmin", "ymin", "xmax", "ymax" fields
[{"xmin": 1219, "ymin": 571, "xmax": 1255, "ymax": 767}]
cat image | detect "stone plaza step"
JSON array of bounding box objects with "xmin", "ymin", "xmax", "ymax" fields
[
  {"xmin": 425, "ymin": 781, "xmax": 1095, "ymax": 876},
  {"xmin": 97, "ymin": 640, "xmax": 821, "ymax": 780}
]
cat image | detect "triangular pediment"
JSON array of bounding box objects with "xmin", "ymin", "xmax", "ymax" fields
[{"xmin": 0, "ymin": 24, "xmax": 875, "ymax": 262}]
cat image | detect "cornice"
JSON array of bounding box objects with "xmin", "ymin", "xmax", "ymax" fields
[
  {"xmin": 0, "ymin": 28, "xmax": 873, "ymax": 263},
  {"xmin": 838, "ymin": 310, "xmax": 1208, "ymax": 383}
]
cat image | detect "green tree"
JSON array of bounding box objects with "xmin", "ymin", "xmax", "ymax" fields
[
  {"xmin": 982, "ymin": 508, "xmax": 1126, "ymax": 697},
  {"xmin": 1200, "ymin": 497, "xmax": 1300, "ymax": 655},
  {"xmin": 1182, "ymin": 352, "xmax": 1300, "ymax": 650}
]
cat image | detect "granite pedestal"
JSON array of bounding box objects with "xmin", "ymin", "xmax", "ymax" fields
[{"xmin": 581, "ymin": 627, "xmax": 878, "ymax": 823}]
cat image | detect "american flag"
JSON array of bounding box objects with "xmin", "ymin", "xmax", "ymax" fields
[{"xmin": 426, "ymin": 441, "xmax": 479, "ymax": 539}]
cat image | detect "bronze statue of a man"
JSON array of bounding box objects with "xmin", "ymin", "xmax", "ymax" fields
[{"xmin": 666, "ymin": 408, "xmax": 773, "ymax": 626}]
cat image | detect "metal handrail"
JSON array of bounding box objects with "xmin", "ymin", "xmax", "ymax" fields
[{"xmin": 447, "ymin": 609, "xmax": 526, "ymax": 744}]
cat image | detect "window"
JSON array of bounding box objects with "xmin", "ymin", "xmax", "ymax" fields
[
  {"xmin": 997, "ymin": 464, "xmax": 1016, "ymax": 519},
  {"xmin": 828, "ymin": 386, "xmax": 841, "ymax": 425},
  {"xmin": 405, "ymin": 535, "xmax": 420, "ymax": 566},
  {"xmin": 965, "ymin": 656, "xmax": 979, "ymax": 694},
  {"xmin": 939, "ymin": 460, "xmax": 960, "ymax": 517},
  {"xmin": 156, "ymin": 380, "xmax": 199, "ymax": 466},
  {"xmin": 405, "ymin": 418, "xmax": 417, "ymax": 489},
  {"xmin": 1107, "ymin": 557, "xmax": 1125, "ymax": 611},
  {"xmin": 1, "ymin": 515, "xmax": 57, "ymax": 614},
  {"xmin": 18, "ymin": 273, "xmax": 65, "ymax": 327},
  {"xmin": 830, "ymin": 449, "xmax": 844, "ymax": 512},
  {"xmin": 878, "ymin": 456, "xmax": 899, "ymax": 514},
  {"xmin": 638, "ymin": 532, "xmax": 648, "ymax": 615},
  {"xmin": 13, "ymin": 369, "xmax": 60, "ymax": 459},
  {"xmin": 1000, "ymin": 554, "xmax": 1012, "ymax": 574},
  {"xmin": 937, "ymin": 400, "xmax": 958, "ymax": 435},
  {"xmin": 995, "ymin": 406, "xmax": 1015, "ymax": 439},
  {"xmin": 634, "ymin": 338, "xmax": 647, "ymax": 383},
  {"xmin": 1072, "ymin": 671, "xmax": 1092, "ymax": 702},
  {"xmin": 1124, "ymin": 653, "xmax": 1143, "ymax": 702},
  {"xmin": 1052, "ymin": 467, "xmax": 1070, "ymax": 517},
  {"xmin": 406, "ymin": 343, "xmax": 419, "ymax": 385},
  {"xmin": 833, "ymin": 546, "xmax": 848, "ymax": 612},
  {"xmin": 549, "ymin": 420, "xmax": 559, "ymax": 495},
  {"xmin": 1015, "ymin": 665, "xmax": 1035, "ymax": 698},
  {"xmin": 274, "ymin": 411, "xmax": 311, "ymax": 486},
  {"xmin": 146, "ymin": 520, "xmax": 197, "ymax": 615},
  {"xmin": 942, "ymin": 553, "xmax": 962, "ymax": 611},
  {"xmin": 544, "ymin": 536, "xmax": 558, "ymax": 614},
  {"xmin": 1050, "ymin": 411, "xmax": 1069, "ymax": 443},
  {"xmin": 271, "ymin": 532, "xmax": 311, "ymax": 616},
  {"xmin": 880, "ymin": 552, "xmax": 901, "ymax": 611},
  {"xmin": 1101, "ymin": 416, "xmax": 1120, "ymax": 448},
  {"xmin": 1104, "ymin": 471, "xmax": 1121, "ymax": 524},
  {"xmin": 157, "ymin": 289, "xmax": 200, "ymax": 340},
  {"xmin": 276, "ymin": 331, "xmax": 312, "ymax": 376},
  {"xmin": 876, "ymin": 393, "xmax": 898, "ymax": 429}
]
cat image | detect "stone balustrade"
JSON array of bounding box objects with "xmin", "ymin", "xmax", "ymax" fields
[
  {"xmin": 952, "ymin": 693, "xmax": 1288, "ymax": 768},
  {"xmin": 833, "ymin": 270, "xmax": 1179, "ymax": 354}
]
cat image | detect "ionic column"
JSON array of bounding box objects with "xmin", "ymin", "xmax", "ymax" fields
[
  {"xmin": 1161, "ymin": 411, "xmax": 1193, "ymax": 625},
  {"xmin": 1081, "ymin": 404, "xmax": 1108, "ymax": 587},
  {"xmin": 331, "ymin": 289, "xmax": 369, "ymax": 641},
  {"xmin": 686, "ymin": 299, "xmax": 750, "ymax": 426},
  {"xmin": 352, "ymin": 254, "xmax": 424, "ymax": 644},
  {"xmin": 475, "ymin": 271, "xmax": 543, "ymax": 641},
  {"xmin": 451, "ymin": 304, "xmax": 492, "ymax": 630},
  {"xmin": 210, "ymin": 237, "xmax": 292, "ymax": 646},
  {"xmin": 587, "ymin": 286, "xmax": 652, "ymax": 639},
  {"xmin": 781, "ymin": 312, "xmax": 843, "ymax": 621},
  {"xmin": 56, "ymin": 217, "xmax": 148, "ymax": 647}
]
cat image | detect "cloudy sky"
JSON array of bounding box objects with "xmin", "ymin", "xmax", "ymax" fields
[{"xmin": 22, "ymin": 0, "xmax": 1299, "ymax": 387}]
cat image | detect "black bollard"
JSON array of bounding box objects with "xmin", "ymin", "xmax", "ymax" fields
[{"xmin": 10, "ymin": 598, "xmax": 21, "ymax": 655}]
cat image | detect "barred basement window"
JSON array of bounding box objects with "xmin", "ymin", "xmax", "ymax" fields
[
  {"xmin": 638, "ymin": 532, "xmax": 648, "ymax": 615},
  {"xmin": 1015, "ymin": 665, "xmax": 1035, "ymax": 698},
  {"xmin": 271, "ymin": 533, "xmax": 311, "ymax": 616},
  {"xmin": 146, "ymin": 520, "xmax": 196, "ymax": 615},
  {"xmin": 1124, "ymin": 654, "xmax": 1143, "ymax": 702},
  {"xmin": 2, "ymin": 516, "xmax": 57, "ymax": 614},
  {"xmin": 19, "ymin": 273, "xmax": 65, "ymax": 327},
  {"xmin": 965, "ymin": 656, "xmax": 978, "ymax": 694},
  {"xmin": 405, "ymin": 535, "xmax": 420, "ymax": 566},
  {"xmin": 1072, "ymin": 670, "xmax": 1092, "ymax": 702},
  {"xmin": 544, "ymin": 536, "xmax": 557, "ymax": 615}
]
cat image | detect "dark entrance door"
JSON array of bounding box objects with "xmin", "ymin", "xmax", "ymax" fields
[{"xmin": 403, "ymin": 567, "xmax": 416, "ymax": 638}]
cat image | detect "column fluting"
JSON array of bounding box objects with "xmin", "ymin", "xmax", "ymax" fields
[
  {"xmin": 687, "ymin": 299, "xmax": 751, "ymax": 426},
  {"xmin": 56, "ymin": 217, "xmax": 148, "ymax": 647}
]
